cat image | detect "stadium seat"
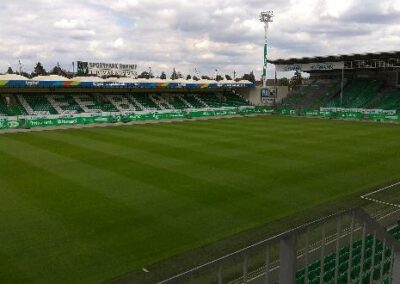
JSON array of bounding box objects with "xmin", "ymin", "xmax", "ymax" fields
[
  {"xmin": 183, "ymin": 94, "xmax": 208, "ymax": 108},
  {"xmin": 47, "ymin": 94, "xmax": 83, "ymax": 114},
  {"xmin": 289, "ymin": 220, "xmax": 400, "ymax": 284},
  {"xmin": 20, "ymin": 94, "xmax": 58, "ymax": 115},
  {"xmin": 0, "ymin": 95, "xmax": 27, "ymax": 116},
  {"xmin": 0, "ymin": 91, "xmax": 253, "ymax": 118}
]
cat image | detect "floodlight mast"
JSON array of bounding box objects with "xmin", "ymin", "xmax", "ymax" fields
[{"xmin": 260, "ymin": 11, "xmax": 273, "ymax": 88}]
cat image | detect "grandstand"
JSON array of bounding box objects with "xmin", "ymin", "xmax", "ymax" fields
[
  {"xmin": 0, "ymin": 74, "xmax": 256, "ymax": 129},
  {"xmin": 270, "ymin": 51, "xmax": 400, "ymax": 113},
  {"xmin": 281, "ymin": 79, "xmax": 342, "ymax": 110},
  {"xmin": 0, "ymin": 92, "xmax": 251, "ymax": 116}
]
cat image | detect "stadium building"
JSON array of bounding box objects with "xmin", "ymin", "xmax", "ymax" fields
[
  {"xmin": 2, "ymin": 55, "xmax": 400, "ymax": 284},
  {"xmin": 3, "ymin": 1, "xmax": 400, "ymax": 282}
]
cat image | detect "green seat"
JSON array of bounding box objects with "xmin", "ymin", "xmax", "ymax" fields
[
  {"xmin": 308, "ymin": 268, "xmax": 320, "ymax": 280},
  {"xmin": 324, "ymin": 259, "xmax": 335, "ymax": 271},
  {"xmin": 363, "ymin": 257, "xmax": 372, "ymax": 272},
  {"xmin": 362, "ymin": 272, "xmax": 371, "ymax": 284},
  {"xmin": 364, "ymin": 248, "xmax": 372, "ymax": 259},
  {"xmin": 352, "ymin": 255, "xmax": 361, "ymax": 266},
  {"xmin": 385, "ymin": 248, "xmax": 392, "ymax": 258},
  {"xmin": 373, "ymin": 264, "xmax": 382, "ymax": 281},
  {"xmin": 309, "ymin": 260, "xmax": 321, "ymax": 271},
  {"xmin": 295, "ymin": 275, "xmax": 304, "ymax": 284},
  {"xmin": 374, "ymin": 252, "xmax": 383, "ymax": 264},
  {"xmin": 339, "ymin": 252, "xmax": 349, "ymax": 263},
  {"xmin": 336, "ymin": 273, "xmax": 347, "ymax": 284},
  {"xmin": 339, "ymin": 261, "xmax": 348, "ymax": 274},
  {"xmin": 351, "ymin": 265, "xmax": 360, "ymax": 280},
  {"xmin": 323, "ymin": 270, "xmax": 334, "ymax": 282},
  {"xmin": 383, "ymin": 260, "xmax": 391, "ymax": 275},
  {"xmin": 309, "ymin": 277, "xmax": 320, "ymax": 284}
]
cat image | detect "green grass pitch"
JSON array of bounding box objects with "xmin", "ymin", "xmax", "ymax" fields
[{"xmin": 1, "ymin": 116, "xmax": 400, "ymax": 283}]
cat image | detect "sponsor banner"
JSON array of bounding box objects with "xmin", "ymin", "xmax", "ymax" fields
[
  {"xmin": 305, "ymin": 110, "xmax": 320, "ymax": 116},
  {"xmin": 275, "ymin": 64, "xmax": 302, "ymax": 72},
  {"xmin": 260, "ymin": 88, "xmax": 270, "ymax": 98},
  {"xmin": 304, "ymin": 62, "xmax": 345, "ymax": 71},
  {"xmin": 337, "ymin": 112, "xmax": 363, "ymax": 119},
  {"xmin": 25, "ymin": 116, "xmax": 116, "ymax": 128},
  {"xmin": 0, "ymin": 80, "xmax": 254, "ymax": 89},
  {"xmin": 320, "ymin": 107, "xmax": 396, "ymax": 115},
  {"xmin": 0, "ymin": 74, "xmax": 255, "ymax": 89},
  {"xmin": 367, "ymin": 113, "xmax": 400, "ymax": 121},
  {"xmin": 279, "ymin": 109, "xmax": 298, "ymax": 115},
  {"xmin": 0, "ymin": 80, "xmax": 31, "ymax": 87},
  {"xmin": 3, "ymin": 106, "xmax": 400, "ymax": 131},
  {"xmin": 0, "ymin": 119, "xmax": 21, "ymax": 129},
  {"xmin": 77, "ymin": 61, "xmax": 138, "ymax": 77},
  {"xmin": 0, "ymin": 120, "xmax": 8, "ymax": 129},
  {"xmin": 278, "ymin": 108, "xmax": 400, "ymax": 121},
  {"xmin": 0, "ymin": 109, "xmax": 256, "ymax": 130},
  {"xmin": 276, "ymin": 62, "xmax": 345, "ymax": 72}
]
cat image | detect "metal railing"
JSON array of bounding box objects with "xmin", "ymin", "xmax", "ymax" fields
[{"xmin": 159, "ymin": 207, "xmax": 400, "ymax": 284}]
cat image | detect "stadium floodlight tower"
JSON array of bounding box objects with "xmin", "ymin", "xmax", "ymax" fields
[{"xmin": 260, "ymin": 11, "xmax": 273, "ymax": 89}]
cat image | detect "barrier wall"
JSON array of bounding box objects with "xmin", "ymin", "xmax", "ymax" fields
[
  {"xmin": 277, "ymin": 108, "xmax": 400, "ymax": 122},
  {"xmin": 0, "ymin": 107, "xmax": 273, "ymax": 130},
  {"xmin": 2, "ymin": 106, "xmax": 398, "ymax": 131}
]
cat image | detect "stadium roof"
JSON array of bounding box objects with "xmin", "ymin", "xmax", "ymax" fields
[
  {"xmin": 32, "ymin": 74, "xmax": 70, "ymax": 81},
  {"xmin": 73, "ymin": 76, "xmax": 105, "ymax": 82},
  {"xmin": 109, "ymin": 77, "xmax": 135, "ymax": 83},
  {"xmin": 0, "ymin": 74, "xmax": 29, "ymax": 80},
  {"xmin": 268, "ymin": 51, "xmax": 400, "ymax": 65}
]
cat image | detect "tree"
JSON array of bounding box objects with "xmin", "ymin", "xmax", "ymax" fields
[
  {"xmin": 64, "ymin": 71, "xmax": 74, "ymax": 79},
  {"xmin": 216, "ymin": 74, "xmax": 224, "ymax": 81},
  {"xmin": 201, "ymin": 75, "xmax": 211, "ymax": 80},
  {"xmin": 171, "ymin": 68, "xmax": 178, "ymax": 80},
  {"xmin": 193, "ymin": 76, "xmax": 199, "ymax": 81},
  {"xmin": 138, "ymin": 71, "xmax": 150, "ymax": 79},
  {"xmin": 294, "ymin": 70, "xmax": 302, "ymax": 81},
  {"xmin": 148, "ymin": 68, "xmax": 154, "ymax": 78},
  {"xmin": 6, "ymin": 67, "xmax": 13, "ymax": 74},
  {"xmin": 241, "ymin": 71, "xmax": 256, "ymax": 83},
  {"xmin": 18, "ymin": 71, "xmax": 31, "ymax": 78},
  {"xmin": 249, "ymin": 71, "xmax": 256, "ymax": 83},
  {"xmin": 279, "ymin": 77, "xmax": 289, "ymax": 86},
  {"xmin": 50, "ymin": 65, "xmax": 62, "ymax": 75},
  {"xmin": 49, "ymin": 63, "xmax": 69, "ymax": 77},
  {"xmin": 289, "ymin": 70, "xmax": 302, "ymax": 89},
  {"xmin": 160, "ymin": 71, "xmax": 167, "ymax": 80},
  {"xmin": 225, "ymin": 74, "xmax": 232, "ymax": 80},
  {"xmin": 186, "ymin": 74, "xmax": 192, "ymax": 80},
  {"xmin": 32, "ymin": 62, "xmax": 47, "ymax": 76}
]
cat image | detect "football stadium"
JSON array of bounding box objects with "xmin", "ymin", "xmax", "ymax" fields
[{"xmin": 2, "ymin": 4, "xmax": 400, "ymax": 284}]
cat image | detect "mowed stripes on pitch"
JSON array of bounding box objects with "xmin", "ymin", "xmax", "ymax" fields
[{"xmin": 0, "ymin": 116, "xmax": 400, "ymax": 283}]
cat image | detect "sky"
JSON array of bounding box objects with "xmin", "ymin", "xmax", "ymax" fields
[{"xmin": 0, "ymin": 0, "xmax": 400, "ymax": 78}]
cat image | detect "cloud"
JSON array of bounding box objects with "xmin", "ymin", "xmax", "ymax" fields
[
  {"xmin": 54, "ymin": 19, "xmax": 85, "ymax": 30},
  {"xmin": 0, "ymin": 0, "xmax": 399, "ymax": 78},
  {"xmin": 113, "ymin": 38, "xmax": 125, "ymax": 49}
]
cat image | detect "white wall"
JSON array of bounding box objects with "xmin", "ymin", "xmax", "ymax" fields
[{"xmin": 240, "ymin": 86, "xmax": 289, "ymax": 106}]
